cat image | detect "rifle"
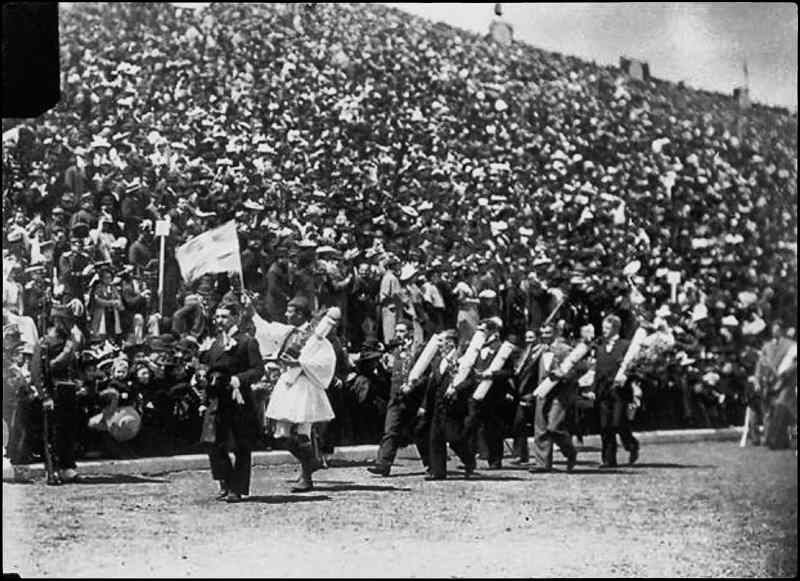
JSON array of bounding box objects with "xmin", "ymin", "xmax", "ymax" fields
[{"xmin": 39, "ymin": 339, "xmax": 60, "ymax": 485}]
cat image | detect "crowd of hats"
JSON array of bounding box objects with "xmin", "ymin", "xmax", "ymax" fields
[{"xmin": 2, "ymin": 3, "xmax": 797, "ymax": 350}]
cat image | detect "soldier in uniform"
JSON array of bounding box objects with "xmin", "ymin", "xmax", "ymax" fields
[
  {"xmin": 3, "ymin": 325, "xmax": 36, "ymax": 465},
  {"xmin": 42, "ymin": 304, "xmax": 85, "ymax": 483},
  {"xmin": 57, "ymin": 230, "xmax": 92, "ymax": 303},
  {"xmin": 22, "ymin": 264, "xmax": 51, "ymax": 334},
  {"xmin": 201, "ymin": 301, "xmax": 265, "ymax": 503},
  {"xmin": 367, "ymin": 321, "xmax": 427, "ymax": 477}
]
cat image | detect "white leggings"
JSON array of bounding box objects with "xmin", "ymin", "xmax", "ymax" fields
[{"xmin": 273, "ymin": 420, "xmax": 312, "ymax": 439}]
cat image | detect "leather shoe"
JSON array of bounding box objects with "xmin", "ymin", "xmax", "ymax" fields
[
  {"xmin": 566, "ymin": 453, "xmax": 577, "ymax": 473},
  {"xmin": 215, "ymin": 489, "xmax": 230, "ymax": 501},
  {"xmin": 367, "ymin": 465, "xmax": 390, "ymax": 477},
  {"xmin": 225, "ymin": 492, "xmax": 242, "ymax": 503},
  {"xmin": 628, "ymin": 445, "xmax": 640, "ymax": 465},
  {"xmin": 424, "ymin": 474, "xmax": 446, "ymax": 481},
  {"xmin": 598, "ymin": 462, "xmax": 617, "ymax": 470},
  {"xmin": 528, "ymin": 465, "xmax": 552, "ymax": 474}
]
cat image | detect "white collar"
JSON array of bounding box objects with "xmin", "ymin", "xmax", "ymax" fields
[{"xmin": 219, "ymin": 325, "xmax": 239, "ymax": 349}]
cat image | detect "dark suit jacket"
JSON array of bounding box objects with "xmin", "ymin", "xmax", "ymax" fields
[
  {"xmin": 592, "ymin": 337, "xmax": 631, "ymax": 400},
  {"xmin": 468, "ymin": 336, "xmax": 514, "ymax": 403},
  {"xmin": 514, "ymin": 343, "xmax": 543, "ymax": 396},
  {"xmin": 202, "ymin": 330, "xmax": 265, "ymax": 446}
]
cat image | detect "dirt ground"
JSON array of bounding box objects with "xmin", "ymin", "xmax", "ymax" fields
[{"xmin": 3, "ymin": 441, "xmax": 796, "ymax": 578}]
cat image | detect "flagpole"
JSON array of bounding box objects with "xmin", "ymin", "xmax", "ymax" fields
[
  {"xmin": 158, "ymin": 234, "xmax": 165, "ymax": 314},
  {"xmin": 155, "ymin": 217, "xmax": 170, "ymax": 314}
]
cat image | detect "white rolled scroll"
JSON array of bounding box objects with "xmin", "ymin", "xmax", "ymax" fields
[
  {"xmin": 408, "ymin": 333, "xmax": 443, "ymax": 384},
  {"xmin": 472, "ymin": 341, "xmax": 516, "ymax": 401},
  {"xmin": 777, "ymin": 341, "xmax": 797, "ymax": 377},
  {"xmin": 450, "ymin": 329, "xmax": 487, "ymax": 389},
  {"xmin": 313, "ymin": 307, "xmax": 342, "ymax": 339},
  {"xmin": 614, "ymin": 326, "xmax": 649, "ymax": 383},
  {"xmin": 533, "ymin": 341, "xmax": 591, "ymax": 399}
]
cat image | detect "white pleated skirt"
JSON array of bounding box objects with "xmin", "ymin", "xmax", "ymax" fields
[{"xmin": 265, "ymin": 373, "xmax": 335, "ymax": 424}]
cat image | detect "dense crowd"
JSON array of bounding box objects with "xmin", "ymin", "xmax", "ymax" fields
[{"xmin": 2, "ymin": 3, "xmax": 797, "ymax": 463}]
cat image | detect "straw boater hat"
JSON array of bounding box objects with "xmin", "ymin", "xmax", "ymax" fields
[{"xmin": 107, "ymin": 407, "xmax": 142, "ymax": 442}]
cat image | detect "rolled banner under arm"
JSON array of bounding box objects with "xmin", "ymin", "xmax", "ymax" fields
[
  {"xmin": 296, "ymin": 307, "xmax": 342, "ymax": 391},
  {"xmin": 312, "ymin": 307, "xmax": 342, "ymax": 339},
  {"xmin": 776, "ymin": 341, "xmax": 797, "ymax": 377},
  {"xmin": 473, "ymin": 341, "xmax": 516, "ymax": 401},
  {"xmin": 614, "ymin": 326, "xmax": 649, "ymax": 384},
  {"xmin": 407, "ymin": 333, "xmax": 442, "ymax": 385},
  {"xmin": 450, "ymin": 329, "xmax": 487, "ymax": 390},
  {"xmin": 533, "ymin": 341, "xmax": 591, "ymax": 399}
]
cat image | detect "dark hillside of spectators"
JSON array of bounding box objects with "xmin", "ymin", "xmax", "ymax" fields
[{"xmin": 3, "ymin": 2, "xmax": 797, "ymax": 332}]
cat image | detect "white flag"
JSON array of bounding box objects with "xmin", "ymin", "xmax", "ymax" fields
[{"xmin": 175, "ymin": 220, "xmax": 242, "ymax": 282}]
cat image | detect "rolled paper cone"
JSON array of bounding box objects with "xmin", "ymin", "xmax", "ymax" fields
[
  {"xmin": 408, "ymin": 333, "xmax": 442, "ymax": 384},
  {"xmin": 314, "ymin": 307, "xmax": 342, "ymax": 338},
  {"xmin": 615, "ymin": 326, "xmax": 649, "ymax": 382},
  {"xmin": 473, "ymin": 341, "xmax": 515, "ymax": 400},
  {"xmin": 776, "ymin": 342, "xmax": 797, "ymax": 377},
  {"xmin": 534, "ymin": 341, "xmax": 590, "ymax": 399},
  {"xmin": 451, "ymin": 330, "xmax": 487, "ymax": 388}
]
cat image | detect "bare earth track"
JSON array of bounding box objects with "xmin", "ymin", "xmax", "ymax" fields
[{"xmin": 3, "ymin": 441, "xmax": 796, "ymax": 577}]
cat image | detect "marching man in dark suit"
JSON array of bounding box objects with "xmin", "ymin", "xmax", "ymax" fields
[
  {"xmin": 463, "ymin": 317, "xmax": 515, "ymax": 470},
  {"xmin": 588, "ymin": 314, "xmax": 640, "ymax": 468},
  {"xmin": 201, "ymin": 300, "xmax": 265, "ymax": 503},
  {"xmin": 426, "ymin": 329, "xmax": 476, "ymax": 479},
  {"xmin": 527, "ymin": 324, "xmax": 579, "ymax": 473},
  {"xmin": 367, "ymin": 321, "xmax": 426, "ymax": 476}
]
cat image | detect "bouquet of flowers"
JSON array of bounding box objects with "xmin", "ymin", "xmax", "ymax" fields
[{"xmin": 627, "ymin": 328, "xmax": 677, "ymax": 384}]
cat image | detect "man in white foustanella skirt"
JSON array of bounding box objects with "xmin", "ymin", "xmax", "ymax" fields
[{"xmin": 265, "ymin": 296, "xmax": 339, "ymax": 492}]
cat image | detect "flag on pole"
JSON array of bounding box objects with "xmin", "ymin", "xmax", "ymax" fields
[{"xmin": 175, "ymin": 220, "xmax": 242, "ymax": 282}]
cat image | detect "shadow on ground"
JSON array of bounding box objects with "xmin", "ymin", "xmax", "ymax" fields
[
  {"xmin": 242, "ymin": 494, "xmax": 331, "ymax": 504},
  {"xmin": 448, "ymin": 474, "xmax": 526, "ymax": 481},
  {"xmin": 563, "ymin": 468, "xmax": 633, "ymax": 475},
  {"xmin": 618, "ymin": 462, "xmax": 716, "ymax": 469},
  {"xmin": 311, "ymin": 482, "xmax": 412, "ymax": 493},
  {"xmin": 72, "ymin": 474, "xmax": 168, "ymax": 485}
]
